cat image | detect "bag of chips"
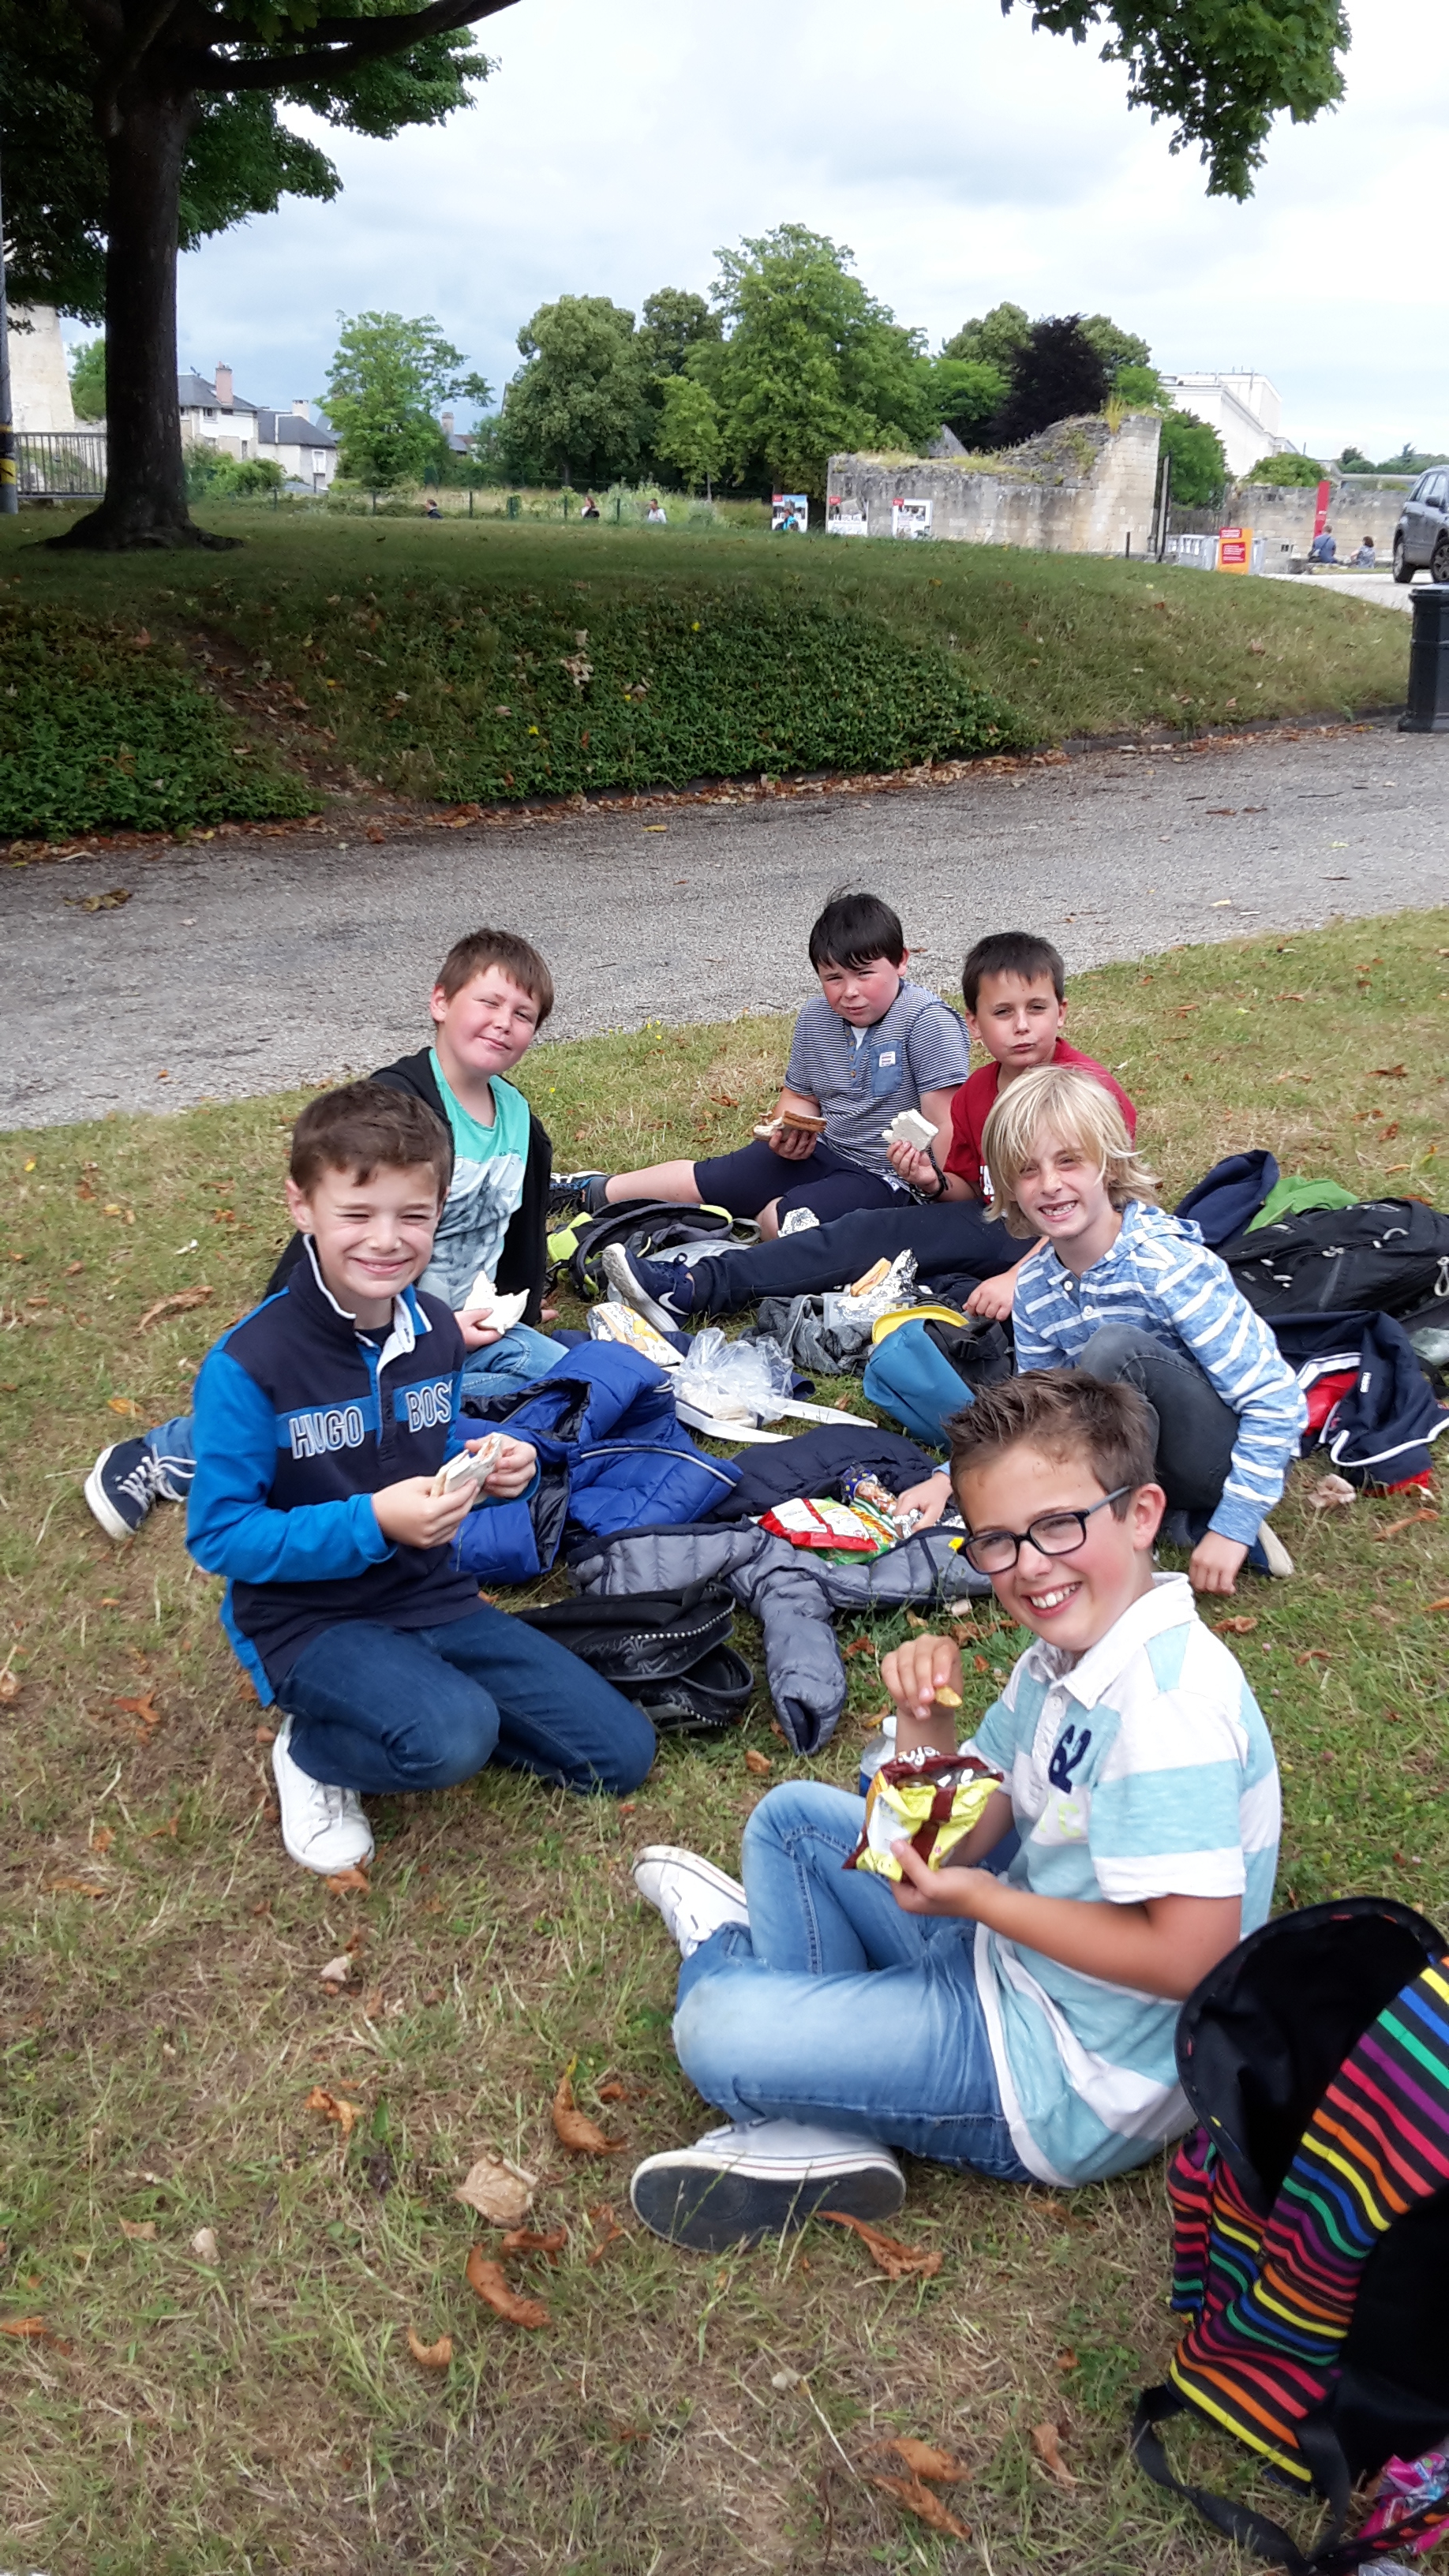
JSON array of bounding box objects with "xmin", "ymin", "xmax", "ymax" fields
[{"xmin": 845, "ymin": 1749, "xmax": 1005, "ymax": 1881}]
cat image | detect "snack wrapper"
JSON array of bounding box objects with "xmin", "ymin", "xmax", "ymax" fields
[
  {"xmin": 845, "ymin": 1749, "xmax": 1004, "ymax": 1880},
  {"xmin": 759, "ymin": 1496, "xmax": 891, "ymax": 1555}
]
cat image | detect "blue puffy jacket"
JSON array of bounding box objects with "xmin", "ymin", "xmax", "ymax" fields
[{"xmin": 454, "ymin": 1342, "xmax": 740, "ymax": 1583}]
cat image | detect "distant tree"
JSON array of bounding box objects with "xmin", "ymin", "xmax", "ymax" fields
[
  {"xmin": 708, "ymin": 224, "xmax": 935, "ymax": 499},
  {"xmin": 636, "ymin": 289, "xmax": 721, "ymax": 379},
  {"xmin": 186, "ymin": 447, "xmax": 284, "ymax": 498},
  {"xmin": 1160, "ymin": 408, "xmax": 1227, "ymax": 505},
  {"xmin": 1375, "ymin": 444, "xmax": 1449, "ymax": 474},
  {"xmin": 324, "ymin": 312, "xmax": 489, "ymax": 489},
  {"xmin": 655, "ymin": 378, "xmax": 724, "ymax": 497},
  {"xmin": 942, "ymin": 302, "xmax": 1031, "ymax": 373},
  {"xmin": 1112, "ymin": 363, "xmax": 1164, "ymax": 410},
  {"xmin": 502, "ymin": 295, "xmax": 647, "ymax": 485},
  {"xmin": 1337, "ymin": 445, "xmax": 1372, "ymax": 472},
  {"xmin": 927, "ymin": 355, "xmax": 1009, "ymax": 443},
  {"xmin": 68, "ymin": 335, "xmax": 107, "ymax": 421},
  {"xmin": 994, "ymin": 315, "xmax": 1110, "ymax": 444},
  {"xmin": 1080, "ymin": 313, "xmax": 1151, "ymax": 374},
  {"xmin": 1243, "ymin": 451, "xmax": 1324, "ymax": 485}
]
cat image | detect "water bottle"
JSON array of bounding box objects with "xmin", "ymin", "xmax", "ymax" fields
[{"xmin": 857, "ymin": 1715, "xmax": 897, "ymax": 1796}]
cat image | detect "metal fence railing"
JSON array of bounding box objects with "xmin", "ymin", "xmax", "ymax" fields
[{"xmin": 17, "ymin": 432, "xmax": 107, "ymax": 499}]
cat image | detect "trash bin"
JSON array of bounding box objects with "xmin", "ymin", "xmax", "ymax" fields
[{"xmin": 1399, "ymin": 581, "xmax": 1449, "ymax": 732}]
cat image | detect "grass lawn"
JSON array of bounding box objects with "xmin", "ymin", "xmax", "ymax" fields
[
  {"xmin": 2, "ymin": 910, "xmax": 1447, "ymax": 2574},
  {"xmin": 0, "ymin": 511, "xmax": 1413, "ymax": 839}
]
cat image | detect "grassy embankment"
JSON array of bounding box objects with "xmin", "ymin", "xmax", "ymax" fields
[
  {"xmin": 0, "ymin": 512, "xmax": 1411, "ymax": 840},
  {"xmin": 1, "ymin": 910, "xmax": 1446, "ymax": 2574}
]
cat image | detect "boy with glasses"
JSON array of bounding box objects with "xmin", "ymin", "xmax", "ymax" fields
[{"xmin": 623, "ymin": 1371, "xmax": 1279, "ymax": 2248}]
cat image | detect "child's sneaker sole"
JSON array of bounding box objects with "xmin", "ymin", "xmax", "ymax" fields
[{"xmin": 629, "ymin": 2139, "xmax": 904, "ymax": 2252}]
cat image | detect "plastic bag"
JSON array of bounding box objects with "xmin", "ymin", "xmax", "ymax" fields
[{"xmin": 676, "ymin": 1327, "xmax": 795, "ymax": 1426}]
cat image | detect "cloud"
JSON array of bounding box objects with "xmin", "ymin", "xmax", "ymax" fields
[{"xmin": 168, "ymin": 0, "xmax": 1449, "ymax": 462}]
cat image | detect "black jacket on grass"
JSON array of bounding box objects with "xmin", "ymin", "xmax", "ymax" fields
[{"xmin": 264, "ymin": 1046, "xmax": 554, "ymax": 1325}]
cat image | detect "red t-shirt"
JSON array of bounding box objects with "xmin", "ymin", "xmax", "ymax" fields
[{"xmin": 945, "ymin": 1040, "xmax": 1137, "ymax": 1201}]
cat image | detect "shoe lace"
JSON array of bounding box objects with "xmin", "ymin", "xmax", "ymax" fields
[{"xmin": 116, "ymin": 1451, "xmax": 173, "ymax": 1509}]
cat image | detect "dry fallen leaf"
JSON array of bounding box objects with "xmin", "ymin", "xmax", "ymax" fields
[
  {"xmin": 842, "ymin": 1637, "xmax": 876, "ymax": 1660},
  {"xmin": 1309, "ymin": 1474, "xmax": 1357, "ymax": 1511},
  {"xmin": 868, "ymin": 2473, "xmax": 970, "ymax": 2539},
  {"xmin": 586, "ymin": 2205, "xmax": 624, "ymax": 2265},
  {"xmin": 818, "ymin": 2210, "xmax": 942, "ymax": 2279},
  {"xmin": 190, "ymin": 2227, "xmax": 219, "ymax": 2263},
  {"xmin": 118, "ymin": 2218, "xmax": 156, "ymax": 2242},
  {"xmin": 107, "ymin": 1395, "xmax": 144, "ymax": 1417},
  {"xmin": 0, "ymin": 1671, "xmax": 21, "ymax": 1703},
  {"xmin": 1370, "ymin": 1064, "xmax": 1408, "ymax": 1080},
  {"xmin": 406, "ymin": 2326, "xmax": 453, "ymax": 2369},
  {"xmin": 1294, "ymin": 1648, "xmax": 1331, "ymax": 1667},
  {"xmin": 136, "ymin": 1286, "xmax": 213, "ymax": 1332},
  {"xmin": 1032, "ymin": 2422, "xmax": 1078, "ymax": 2489},
  {"xmin": 1428, "ymin": 1598, "xmax": 1449, "ymax": 1616},
  {"xmin": 1376, "ymin": 1511, "xmax": 1440, "ymax": 1540},
  {"xmin": 305, "ymin": 2087, "xmax": 363, "ymax": 2140},
  {"xmin": 743, "ymin": 1749, "xmax": 773, "ymax": 1777},
  {"xmin": 1212, "ymin": 1614, "xmax": 1259, "ymax": 1635},
  {"xmin": 46, "ymin": 1876, "xmax": 107, "ymax": 1900},
  {"xmin": 881, "ymin": 2437, "xmax": 968, "ymax": 2483},
  {"xmin": 114, "ymin": 1691, "xmax": 161, "ymax": 1728},
  {"xmin": 552, "ymin": 2069, "xmax": 625, "ymax": 2156},
  {"xmin": 596, "ymin": 2079, "xmax": 628, "ymax": 2102},
  {"xmin": 500, "ymin": 2226, "xmax": 566, "ymax": 2260},
  {"xmin": 465, "ymin": 2245, "xmax": 549, "ymax": 2331},
  {"xmin": 324, "ymin": 1866, "xmax": 371, "ymax": 1894},
  {"xmin": 454, "ymin": 2151, "xmax": 536, "ymax": 2225},
  {"xmin": 0, "ymin": 2316, "xmax": 50, "ymax": 2341},
  {"xmin": 319, "ymin": 1953, "xmax": 354, "ymax": 1987},
  {"xmin": 88, "ymin": 1825, "xmax": 114, "ymax": 1854}
]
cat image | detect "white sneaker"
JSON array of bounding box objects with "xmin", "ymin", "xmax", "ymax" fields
[
  {"xmin": 633, "ymin": 1844, "xmax": 748, "ymax": 1956},
  {"xmin": 631, "ymin": 2118, "xmax": 906, "ymax": 2251},
  {"xmin": 1256, "ymin": 1520, "xmax": 1295, "ymax": 1578},
  {"xmin": 271, "ymin": 1717, "xmax": 374, "ymax": 1874}
]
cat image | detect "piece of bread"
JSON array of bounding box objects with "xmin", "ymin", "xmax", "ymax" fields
[
  {"xmin": 882, "ymin": 1108, "xmax": 937, "ymax": 1155},
  {"xmin": 432, "ymin": 1432, "xmax": 504, "ymax": 1500}
]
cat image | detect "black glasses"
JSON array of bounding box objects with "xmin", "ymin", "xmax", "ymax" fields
[{"xmin": 961, "ymin": 1487, "xmax": 1131, "ymax": 1575}]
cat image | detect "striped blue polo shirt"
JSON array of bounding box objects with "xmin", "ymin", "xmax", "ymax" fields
[{"xmin": 967, "ymin": 1574, "xmax": 1281, "ymax": 2185}]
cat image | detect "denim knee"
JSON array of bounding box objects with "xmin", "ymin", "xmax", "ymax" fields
[
  {"xmin": 396, "ymin": 1693, "xmax": 500, "ymax": 1791},
  {"xmin": 1077, "ymin": 1323, "xmax": 1153, "ymax": 1380}
]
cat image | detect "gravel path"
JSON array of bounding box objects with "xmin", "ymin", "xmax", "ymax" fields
[{"xmin": 4, "ymin": 721, "xmax": 1445, "ymax": 1129}]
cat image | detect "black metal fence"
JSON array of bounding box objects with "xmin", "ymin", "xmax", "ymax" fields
[{"xmin": 17, "ymin": 431, "xmax": 107, "ymax": 499}]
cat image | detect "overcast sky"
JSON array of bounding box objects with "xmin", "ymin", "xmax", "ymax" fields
[{"xmin": 158, "ymin": 0, "xmax": 1443, "ymax": 463}]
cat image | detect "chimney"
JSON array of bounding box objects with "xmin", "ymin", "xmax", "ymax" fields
[
  {"xmin": 215, "ymin": 363, "xmax": 233, "ymax": 410},
  {"xmin": 293, "ymin": 398, "xmax": 309, "ymax": 419},
  {"xmin": 441, "ymin": 410, "xmax": 455, "ymax": 437}
]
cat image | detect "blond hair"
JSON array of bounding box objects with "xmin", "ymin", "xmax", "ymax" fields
[{"xmin": 982, "ymin": 1063, "xmax": 1159, "ymax": 1238}]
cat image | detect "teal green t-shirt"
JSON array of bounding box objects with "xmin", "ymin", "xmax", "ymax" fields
[{"xmin": 421, "ymin": 1050, "xmax": 532, "ymax": 1309}]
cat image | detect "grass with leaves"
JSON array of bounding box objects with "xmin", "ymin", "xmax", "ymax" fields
[{"xmin": 1, "ymin": 909, "xmax": 1446, "ymax": 2574}]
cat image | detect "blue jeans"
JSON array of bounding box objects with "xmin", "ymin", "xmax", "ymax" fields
[
  {"xmin": 276, "ymin": 1603, "xmax": 656, "ymax": 1798},
  {"xmin": 142, "ymin": 1325, "xmax": 567, "ymax": 1496},
  {"xmin": 673, "ymin": 1782, "xmax": 1031, "ymax": 2180}
]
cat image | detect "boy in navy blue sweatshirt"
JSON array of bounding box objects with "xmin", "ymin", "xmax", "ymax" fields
[{"xmin": 187, "ymin": 1080, "xmax": 655, "ymax": 1876}]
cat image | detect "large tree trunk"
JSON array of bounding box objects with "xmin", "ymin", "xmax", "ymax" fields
[{"xmin": 52, "ymin": 78, "xmax": 233, "ymax": 552}]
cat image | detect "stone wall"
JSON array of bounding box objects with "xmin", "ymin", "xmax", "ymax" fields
[
  {"xmin": 826, "ymin": 412, "xmax": 1161, "ymax": 557},
  {"xmin": 1223, "ymin": 474, "xmax": 1411, "ymax": 567},
  {"xmin": 8, "ymin": 306, "xmax": 76, "ymax": 433}
]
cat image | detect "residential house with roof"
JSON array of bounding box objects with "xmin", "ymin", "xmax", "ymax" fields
[{"xmin": 178, "ymin": 365, "xmax": 340, "ymax": 489}]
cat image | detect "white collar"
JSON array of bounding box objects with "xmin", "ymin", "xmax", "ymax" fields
[
  {"xmin": 303, "ymin": 1237, "xmax": 428, "ymax": 1367},
  {"xmin": 1019, "ymin": 1572, "xmax": 1197, "ymax": 1710}
]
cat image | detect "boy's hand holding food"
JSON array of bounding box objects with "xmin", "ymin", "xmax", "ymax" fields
[
  {"xmin": 886, "ymin": 1137, "xmax": 938, "ymax": 1193},
  {"xmin": 458, "ymin": 1309, "xmax": 504, "ymax": 1350},
  {"xmin": 373, "ymin": 1438, "xmax": 537, "ymax": 1546},
  {"xmin": 882, "ymin": 1630, "xmax": 965, "ymax": 1758},
  {"xmin": 478, "ymin": 1435, "xmax": 537, "ymax": 1500}
]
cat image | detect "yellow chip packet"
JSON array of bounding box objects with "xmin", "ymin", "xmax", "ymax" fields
[{"xmin": 846, "ymin": 1750, "xmax": 1004, "ymax": 1881}]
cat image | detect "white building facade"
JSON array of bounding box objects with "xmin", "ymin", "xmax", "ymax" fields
[
  {"xmin": 1157, "ymin": 372, "xmax": 1297, "ymax": 480},
  {"xmin": 178, "ymin": 367, "xmax": 339, "ymax": 488}
]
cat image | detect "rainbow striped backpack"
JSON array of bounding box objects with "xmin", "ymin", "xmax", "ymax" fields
[{"xmin": 1133, "ymin": 1898, "xmax": 1449, "ymax": 2573}]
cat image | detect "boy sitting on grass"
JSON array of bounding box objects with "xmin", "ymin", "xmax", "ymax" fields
[
  {"xmin": 85, "ymin": 926, "xmax": 564, "ymax": 1540},
  {"xmin": 186, "ymin": 1080, "xmax": 654, "ymax": 1877},
  {"xmin": 625, "ymin": 1372, "xmax": 1279, "ymax": 2249},
  {"xmin": 556, "ymin": 888, "xmax": 968, "ymax": 1241},
  {"xmin": 900, "ymin": 1064, "xmax": 1306, "ymax": 1590},
  {"xmin": 601, "ymin": 928, "xmax": 1133, "ymax": 1330}
]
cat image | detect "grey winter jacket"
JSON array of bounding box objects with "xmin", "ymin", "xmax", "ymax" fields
[{"xmin": 567, "ymin": 1522, "xmax": 989, "ymax": 1755}]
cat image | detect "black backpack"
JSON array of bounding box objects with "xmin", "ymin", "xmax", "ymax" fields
[
  {"xmin": 549, "ymin": 1199, "xmax": 756, "ymax": 1301},
  {"xmin": 1132, "ymin": 1897, "xmax": 1449, "ymax": 2572},
  {"xmin": 1219, "ymin": 1200, "xmax": 1449, "ymax": 1321},
  {"xmin": 514, "ymin": 1582, "xmax": 753, "ymax": 1735}
]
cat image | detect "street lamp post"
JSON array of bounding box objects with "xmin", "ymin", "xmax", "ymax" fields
[{"xmin": 0, "ymin": 137, "xmax": 19, "ymax": 514}]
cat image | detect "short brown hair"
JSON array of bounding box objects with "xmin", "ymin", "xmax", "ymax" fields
[
  {"xmin": 947, "ymin": 1371, "xmax": 1158, "ymax": 1518},
  {"xmin": 290, "ymin": 1080, "xmax": 453, "ymax": 1203},
  {"xmin": 434, "ymin": 928, "xmax": 554, "ymax": 1024}
]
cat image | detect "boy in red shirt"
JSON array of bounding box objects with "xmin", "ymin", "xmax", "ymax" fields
[{"xmin": 887, "ymin": 932, "xmax": 1134, "ymax": 1324}]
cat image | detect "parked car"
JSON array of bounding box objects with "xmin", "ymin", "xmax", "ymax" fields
[{"xmin": 1392, "ymin": 470, "xmax": 1449, "ymax": 583}]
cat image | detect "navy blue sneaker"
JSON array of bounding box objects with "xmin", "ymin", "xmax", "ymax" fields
[
  {"xmin": 601, "ymin": 1242, "xmax": 698, "ymax": 1330},
  {"xmin": 548, "ymin": 1171, "xmax": 611, "ymax": 1221},
  {"xmin": 84, "ymin": 1436, "xmax": 183, "ymax": 1540}
]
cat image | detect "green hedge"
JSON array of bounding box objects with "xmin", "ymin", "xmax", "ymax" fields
[
  {"xmin": 0, "ymin": 606, "xmax": 315, "ymax": 838},
  {"xmin": 283, "ymin": 586, "xmax": 1032, "ymax": 799}
]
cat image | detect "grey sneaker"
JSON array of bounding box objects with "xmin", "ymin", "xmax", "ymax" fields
[
  {"xmin": 631, "ymin": 2119, "xmax": 906, "ymax": 2251},
  {"xmin": 600, "ymin": 1241, "xmax": 696, "ymax": 1329}
]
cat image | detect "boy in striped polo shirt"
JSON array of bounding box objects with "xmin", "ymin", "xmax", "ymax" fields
[{"xmin": 625, "ymin": 1372, "xmax": 1279, "ymax": 2245}]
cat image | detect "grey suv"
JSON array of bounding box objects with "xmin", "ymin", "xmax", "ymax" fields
[{"xmin": 1392, "ymin": 470, "xmax": 1449, "ymax": 582}]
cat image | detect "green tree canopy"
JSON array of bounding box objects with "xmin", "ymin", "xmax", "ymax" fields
[
  {"xmin": 323, "ymin": 309, "xmax": 489, "ymax": 488},
  {"xmin": 1160, "ymin": 407, "xmax": 1228, "ymax": 505},
  {"xmin": 655, "ymin": 378, "xmax": 724, "ymax": 496},
  {"xmin": 1080, "ymin": 313, "xmax": 1152, "ymax": 374},
  {"xmin": 927, "ymin": 356, "xmax": 1009, "ymax": 441},
  {"xmin": 942, "ymin": 302, "xmax": 1032, "ymax": 373},
  {"xmin": 502, "ymin": 296, "xmax": 648, "ymax": 485},
  {"xmin": 1242, "ymin": 451, "xmax": 1324, "ymax": 486},
  {"xmin": 994, "ymin": 315, "xmax": 1110, "ymax": 445},
  {"xmin": 67, "ymin": 336, "xmax": 107, "ymax": 421},
  {"xmin": 635, "ymin": 289, "xmax": 721, "ymax": 379},
  {"xmin": 1112, "ymin": 363, "xmax": 1164, "ymax": 410}
]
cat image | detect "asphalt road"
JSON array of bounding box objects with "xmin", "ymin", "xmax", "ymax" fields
[{"xmin": 4, "ymin": 720, "xmax": 1446, "ymax": 1130}]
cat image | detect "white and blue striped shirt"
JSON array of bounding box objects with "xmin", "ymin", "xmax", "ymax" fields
[
  {"xmin": 1012, "ymin": 1200, "xmax": 1307, "ymax": 1547},
  {"xmin": 969, "ymin": 1574, "xmax": 1281, "ymax": 2185}
]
